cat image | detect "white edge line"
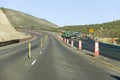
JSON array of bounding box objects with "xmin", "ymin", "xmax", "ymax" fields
[{"xmin": 31, "ymin": 60, "xmax": 36, "ymax": 65}]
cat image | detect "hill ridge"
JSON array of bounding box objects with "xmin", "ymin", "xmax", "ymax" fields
[
  {"xmin": 0, "ymin": 7, "xmax": 59, "ymax": 29},
  {"xmin": 61, "ymin": 20, "xmax": 120, "ymax": 38}
]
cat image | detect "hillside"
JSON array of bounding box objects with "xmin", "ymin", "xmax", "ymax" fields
[
  {"xmin": 60, "ymin": 20, "xmax": 120, "ymax": 38},
  {"xmin": 0, "ymin": 7, "xmax": 58, "ymax": 30},
  {"xmin": 0, "ymin": 8, "xmax": 29, "ymax": 42}
]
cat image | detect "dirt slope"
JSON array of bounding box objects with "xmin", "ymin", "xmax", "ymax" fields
[{"xmin": 0, "ymin": 9, "xmax": 28, "ymax": 42}]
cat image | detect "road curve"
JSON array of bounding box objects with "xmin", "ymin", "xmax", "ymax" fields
[
  {"xmin": 0, "ymin": 33, "xmax": 120, "ymax": 80},
  {"xmin": 24, "ymin": 35, "xmax": 120, "ymax": 80}
]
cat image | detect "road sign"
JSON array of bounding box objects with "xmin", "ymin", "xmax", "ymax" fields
[{"xmin": 89, "ymin": 28, "xmax": 94, "ymax": 33}]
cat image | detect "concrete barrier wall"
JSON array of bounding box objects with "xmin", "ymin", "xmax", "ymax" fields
[{"xmin": 58, "ymin": 36, "xmax": 120, "ymax": 61}]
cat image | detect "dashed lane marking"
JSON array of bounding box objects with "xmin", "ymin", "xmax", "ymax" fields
[
  {"xmin": 40, "ymin": 51, "xmax": 42, "ymax": 54},
  {"xmin": 31, "ymin": 60, "xmax": 36, "ymax": 65}
]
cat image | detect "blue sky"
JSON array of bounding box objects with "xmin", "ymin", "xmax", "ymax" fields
[{"xmin": 0, "ymin": 0, "xmax": 120, "ymax": 27}]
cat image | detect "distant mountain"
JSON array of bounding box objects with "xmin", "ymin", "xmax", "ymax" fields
[
  {"xmin": 0, "ymin": 7, "xmax": 59, "ymax": 29},
  {"xmin": 61, "ymin": 20, "xmax": 120, "ymax": 38}
]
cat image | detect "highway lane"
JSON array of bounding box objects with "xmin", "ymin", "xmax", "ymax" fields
[
  {"xmin": 73, "ymin": 39, "xmax": 120, "ymax": 61},
  {"xmin": 0, "ymin": 33, "xmax": 120, "ymax": 80},
  {"xmin": 24, "ymin": 35, "xmax": 120, "ymax": 80},
  {"xmin": 0, "ymin": 32, "xmax": 46, "ymax": 80}
]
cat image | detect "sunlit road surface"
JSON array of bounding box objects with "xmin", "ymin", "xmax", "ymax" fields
[{"xmin": 0, "ymin": 34, "xmax": 120, "ymax": 80}]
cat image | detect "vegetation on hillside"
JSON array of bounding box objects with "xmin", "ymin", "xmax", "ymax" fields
[
  {"xmin": 0, "ymin": 7, "xmax": 58, "ymax": 30},
  {"xmin": 60, "ymin": 20, "xmax": 120, "ymax": 38}
]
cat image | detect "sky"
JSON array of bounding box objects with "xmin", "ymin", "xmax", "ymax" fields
[{"xmin": 0, "ymin": 0, "xmax": 120, "ymax": 27}]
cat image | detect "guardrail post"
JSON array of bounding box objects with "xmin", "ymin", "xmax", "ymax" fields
[
  {"xmin": 59, "ymin": 36, "xmax": 62, "ymax": 41},
  {"xmin": 78, "ymin": 40, "xmax": 82, "ymax": 50},
  {"xmin": 94, "ymin": 41, "xmax": 99, "ymax": 57},
  {"xmin": 67, "ymin": 39, "xmax": 69, "ymax": 45},
  {"xmin": 71, "ymin": 40, "xmax": 73, "ymax": 47},
  {"xmin": 64, "ymin": 38, "xmax": 66, "ymax": 43}
]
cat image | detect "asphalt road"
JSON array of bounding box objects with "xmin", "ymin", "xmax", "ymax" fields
[{"xmin": 0, "ymin": 33, "xmax": 120, "ymax": 80}]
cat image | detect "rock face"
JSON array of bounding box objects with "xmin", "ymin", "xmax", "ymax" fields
[{"xmin": 0, "ymin": 9, "xmax": 26, "ymax": 42}]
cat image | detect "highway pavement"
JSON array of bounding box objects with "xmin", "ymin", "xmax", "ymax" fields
[{"xmin": 0, "ymin": 33, "xmax": 120, "ymax": 80}]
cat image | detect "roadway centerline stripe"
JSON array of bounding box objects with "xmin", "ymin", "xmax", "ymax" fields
[{"xmin": 31, "ymin": 60, "xmax": 36, "ymax": 65}]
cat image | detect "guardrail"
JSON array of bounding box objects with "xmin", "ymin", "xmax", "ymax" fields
[
  {"xmin": 0, "ymin": 39, "xmax": 20, "ymax": 47},
  {"xmin": 73, "ymin": 39, "xmax": 120, "ymax": 61},
  {"xmin": 57, "ymin": 36, "xmax": 120, "ymax": 61},
  {"xmin": 0, "ymin": 36, "xmax": 33, "ymax": 47}
]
